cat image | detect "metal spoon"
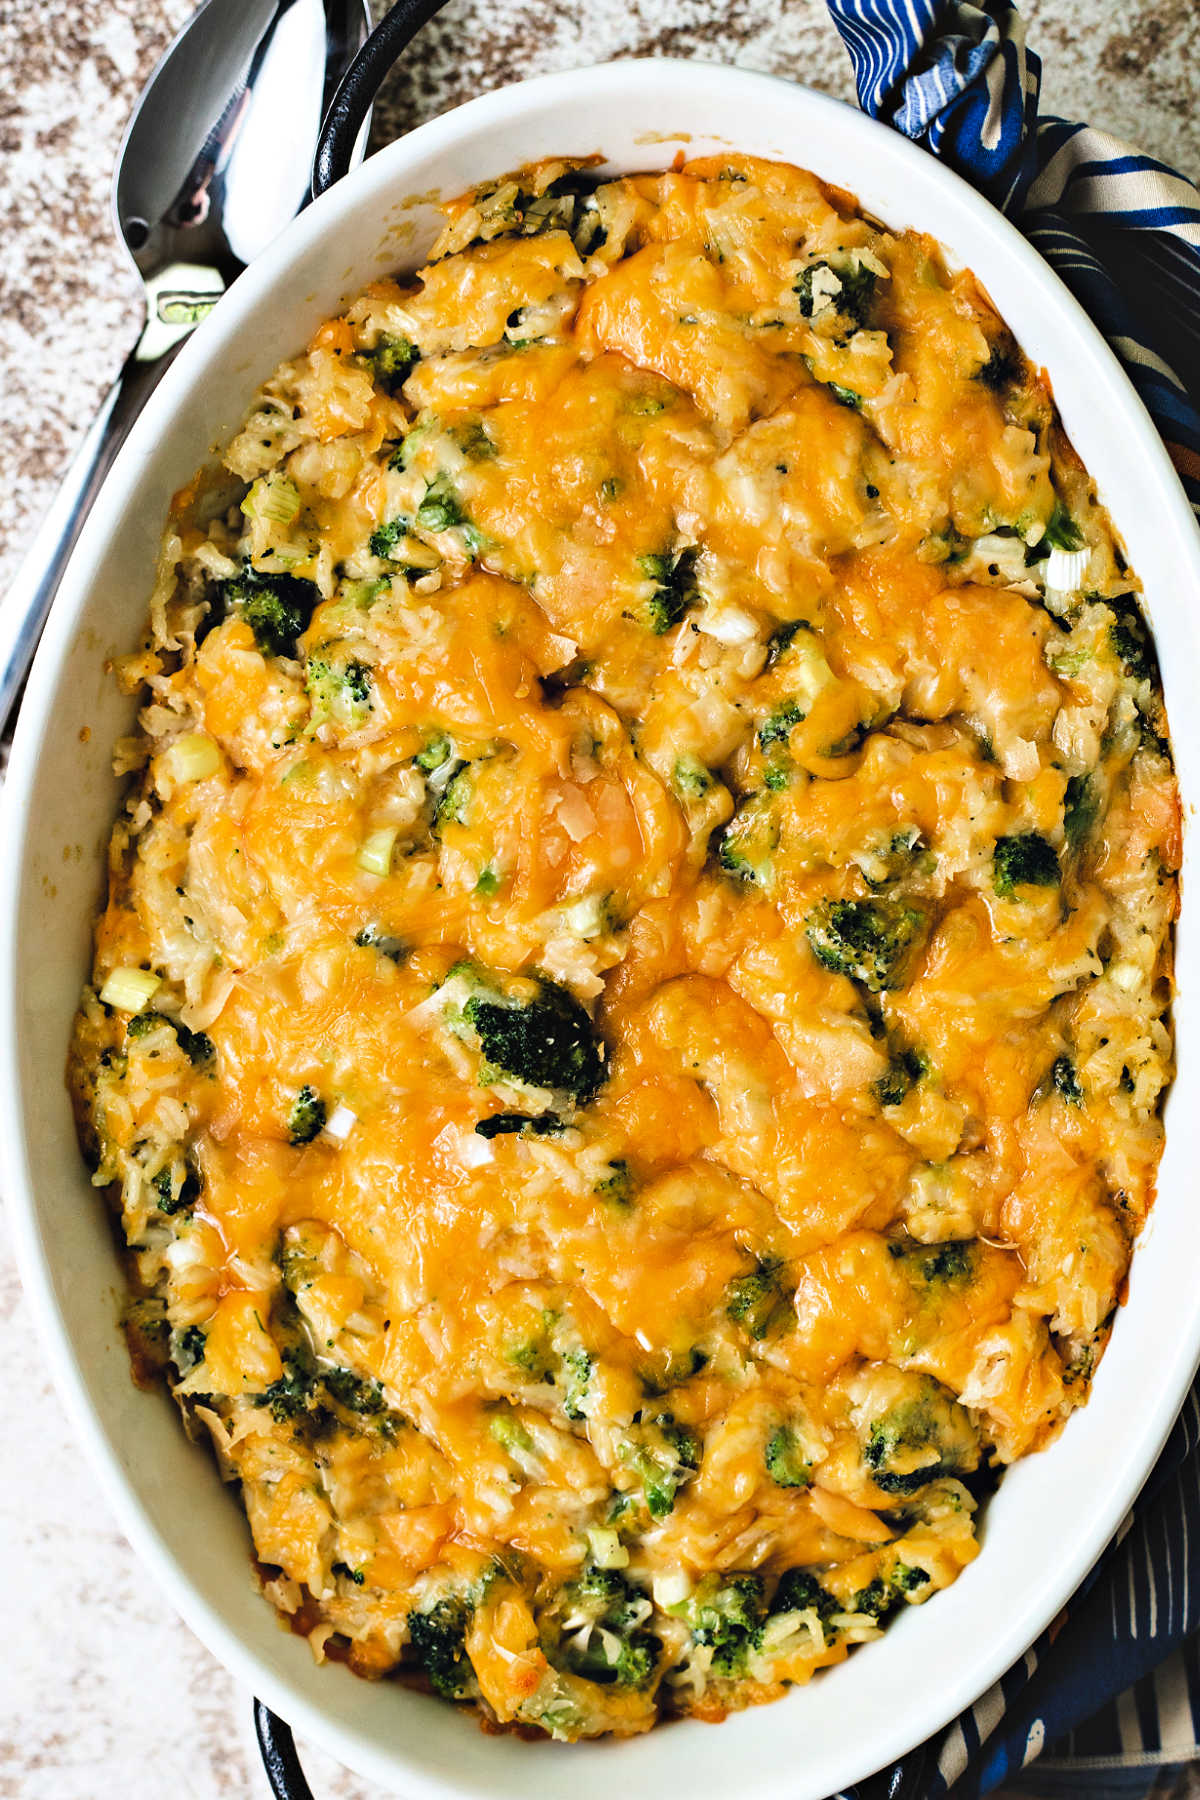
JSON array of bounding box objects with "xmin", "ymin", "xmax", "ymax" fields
[{"xmin": 0, "ymin": 0, "xmax": 372, "ymax": 732}]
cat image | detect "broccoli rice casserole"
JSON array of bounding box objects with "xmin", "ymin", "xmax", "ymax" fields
[{"xmin": 69, "ymin": 154, "xmax": 1179, "ymax": 1741}]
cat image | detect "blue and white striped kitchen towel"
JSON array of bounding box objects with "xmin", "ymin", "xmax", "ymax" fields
[{"xmin": 820, "ymin": 3, "xmax": 1200, "ymax": 1795}]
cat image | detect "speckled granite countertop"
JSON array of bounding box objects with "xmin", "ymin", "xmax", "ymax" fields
[{"xmin": 1, "ymin": 3, "xmax": 1198, "ymax": 1796}]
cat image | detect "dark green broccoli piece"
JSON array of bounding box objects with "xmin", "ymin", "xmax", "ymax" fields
[
  {"xmin": 128, "ymin": 1011, "xmax": 214, "ymax": 1066},
  {"xmin": 1063, "ymin": 773, "xmax": 1099, "ymax": 853},
  {"xmin": 561, "ymin": 1348, "xmax": 592, "ymax": 1421},
  {"xmin": 260, "ymin": 1348, "xmax": 317, "ymax": 1424},
  {"xmin": 805, "ymin": 898, "xmax": 925, "ymax": 992},
  {"xmin": 862, "ymin": 1375, "xmax": 980, "ymax": 1496},
  {"xmin": 826, "ymin": 380, "xmax": 863, "ymax": 410},
  {"xmin": 638, "ymin": 545, "xmax": 699, "ymax": 634},
  {"xmin": 1051, "ymin": 1054, "xmax": 1083, "ymax": 1105},
  {"xmin": 764, "ymin": 1424, "xmax": 812, "ymax": 1489},
  {"xmin": 407, "ymin": 1594, "xmax": 474, "ymax": 1698},
  {"xmin": 765, "ymin": 619, "xmax": 813, "ymax": 667},
  {"xmin": 889, "ymin": 1237, "xmax": 977, "ymax": 1286},
  {"xmin": 173, "ymin": 1324, "xmax": 207, "ymax": 1371},
  {"xmin": 725, "ymin": 1255, "xmax": 791, "ymax": 1340},
  {"xmin": 595, "ymin": 1158, "xmax": 634, "ymax": 1206},
  {"xmin": 771, "ymin": 1568, "xmax": 839, "ymax": 1624},
  {"xmin": 306, "ymin": 651, "xmax": 373, "ymax": 724},
  {"xmin": 621, "ymin": 1419, "xmax": 701, "ymax": 1518},
  {"xmin": 1107, "ymin": 595, "xmax": 1156, "ymax": 684},
  {"xmin": 365, "ymin": 333, "xmax": 418, "ymax": 391},
  {"xmin": 220, "ymin": 567, "xmax": 319, "ymax": 658},
  {"xmin": 795, "ymin": 259, "xmax": 876, "ymax": 328},
  {"xmin": 873, "ymin": 1047, "xmax": 927, "ymax": 1110},
  {"xmin": 369, "ymin": 517, "xmax": 411, "ymax": 560},
  {"xmin": 976, "ymin": 342, "xmax": 1019, "ymax": 392},
  {"xmin": 324, "ymin": 1366, "xmax": 387, "ymax": 1415},
  {"xmin": 758, "ymin": 700, "xmax": 805, "ymax": 750},
  {"xmin": 287, "ymin": 1085, "xmax": 326, "ymax": 1144},
  {"xmin": 333, "ymin": 1560, "xmax": 366, "ymax": 1585},
  {"xmin": 153, "ymin": 1159, "xmax": 200, "ymax": 1215},
  {"xmin": 558, "ymin": 1568, "xmax": 660, "ymax": 1688},
  {"xmin": 473, "ymin": 1111, "xmax": 564, "ymax": 1139},
  {"xmin": 892, "ymin": 1562, "xmax": 931, "ymax": 1597},
  {"xmin": 992, "ymin": 833, "xmax": 1060, "ymax": 898},
  {"xmin": 684, "ymin": 1574, "xmax": 768, "ymax": 1677},
  {"xmin": 451, "ymin": 966, "xmax": 607, "ymax": 1105}
]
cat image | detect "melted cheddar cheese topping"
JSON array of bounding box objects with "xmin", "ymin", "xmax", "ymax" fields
[{"xmin": 69, "ymin": 155, "xmax": 1179, "ymax": 1740}]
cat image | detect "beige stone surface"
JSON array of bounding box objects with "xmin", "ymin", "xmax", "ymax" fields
[{"xmin": 0, "ymin": 2, "xmax": 1197, "ymax": 1795}]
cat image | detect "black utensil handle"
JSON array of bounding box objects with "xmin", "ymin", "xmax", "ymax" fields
[
  {"xmin": 254, "ymin": 1699, "xmax": 317, "ymax": 1800},
  {"xmin": 312, "ymin": 0, "xmax": 454, "ymax": 197}
]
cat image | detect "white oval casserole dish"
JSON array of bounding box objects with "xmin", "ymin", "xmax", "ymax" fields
[{"xmin": 4, "ymin": 58, "xmax": 1200, "ymax": 1800}]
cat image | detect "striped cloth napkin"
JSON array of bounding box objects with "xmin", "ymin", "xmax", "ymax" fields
[{"xmin": 819, "ymin": 4, "xmax": 1200, "ymax": 1795}]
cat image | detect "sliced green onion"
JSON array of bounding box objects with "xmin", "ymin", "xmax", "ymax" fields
[
  {"xmin": 242, "ymin": 475, "xmax": 301, "ymax": 526},
  {"xmin": 164, "ymin": 732, "xmax": 221, "ymax": 784},
  {"xmin": 356, "ymin": 826, "xmax": 398, "ymax": 876},
  {"xmin": 586, "ymin": 1526, "xmax": 629, "ymax": 1569},
  {"xmin": 100, "ymin": 968, "xmax": 161, "ymax": 1013}
]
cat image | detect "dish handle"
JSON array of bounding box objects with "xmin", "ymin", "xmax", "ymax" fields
[
  {"xmin": 312, "ymin": 0, "xmax": 454, "ymax": 198},
  {"xmin": 254, "ymin": 1698, "xmax": 316, "ymax": 1799}
]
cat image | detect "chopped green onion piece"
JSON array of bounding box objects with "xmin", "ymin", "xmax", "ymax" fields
[
  {"xmin": 101, "ymin": 968, "xmax": 161, "ymax": 1013},
  {"xmin": 586, "ymin": 1526, "xmax": 630, "ymax": 1569},
  {"xmin": 242, "ymin": 476, "xmax": 301, "ymax": 526},
  {"xmin": 357, "ymin": 826, "xmax": 398, "ymax": 876}
]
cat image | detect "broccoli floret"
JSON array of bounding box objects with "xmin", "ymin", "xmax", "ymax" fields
[
  {"xmin": 365, "ymin": 333, "xmax": 418, "ymax": 391},
  {"xmin": 561, "ymin": 1348, "xmax": 592, "ymax": 1421},
  {"xmin": 260, "ymin": 1348, "xmax": 317, "ymax": 1423},
  {"xmin": 473, "ymin": 1111, "xmax": 563, "ymax": 1139},
  {"xmin": 432, "ymin": 763, "xmax": 473, "ymax": 832},
  {"xmin": 445, "ymin": 964, "xmax": 607, "ymax": 1106},
  {"xmin": 805, "ymin": 898, "xmax": 925, "ymax": 992},
  {"xmin": 220, "ymin": 567, "xmax": 319, "ymax": 658},
  {"xmin": 795, "ymin": 259, "xmax": 877, "ymax": 329},
  {"xmin": 407, "ymin": 1595, "xmax": 474, "ymax": 1698},
  {"xmin": 324, "ymin": 1365, "xmax": 387, "ymax": 1415},
  {"xmin": 725, "ymin": 1255, "xmax": 791, "ymax": 1340},
  {"xmin": 889, "ymin": 1237, "xmax": 977, "ymax": 1286},
  {"xmin": 683, "ymin": 1574, "xmax": 768, "ymax": 1677},
  {"xmin": 558, "ymin": 1568, "xmax": 660, "ymax": 1688},
  {"xmin": 369, "ymin": 517, "xmax": 411, "ymax": 560},
  {"xmin": 416, "ymin": 476, "xmax": 467, "ymax": 533},
  {"xmin": 415, "ymin": 732, "xmax": 453, "ymax": 772},
  {"xmin": 287, "ymin": 1085, "xmax": 326, "ymax": 1144},
  {"xmin": 620, "ymin": 1419, "xmax": 701, "ymax": 1518},
  {"xmin": 826, "ymin": 380, "xmax": 862, "ymax": 411},
  {"xmin": 771, "ymin": 1568, "xmax": 839, "ymax": 1624},
  {"xmin": 306, "ymin": 650, "xmax": 373, "ymax": 727},
  {"xmin": 976, "ymin": 342, "xmax": 1019, "ymax": 392},
  {"xmin": 595, "ymin": 1158, "xmax": 634, "ymax": 1207},
  {"xmin": 873, "ymin": 1046, "xmax": 927, "ymax": 1109},
  {"xmin": 1051, "ymin": 1054, "xmax": 1084, "ymax": 1105},
  {"xmin": 671, "ymin": 755, "xmax": 713, "ymax": 800},
  {"xmin": 766, "ymin": 619, "xmax": 813, "ymax": 667},
  {"xmin": 1063, "ymin": 773, "xmax": 1099, "ymax": 852},
  {"xmin": 333, "ymin": 1560, "xmax": 366, "ymax": 1585},
  {"xmin": 717, "ymin": 794, "xmax": 780, "ymax": 889},
  {"xmin": 173, "ymin": 1324, "xmax": 206, "ymax": 1371},
  {"xmin": 862, "ymin": 1374, "xmax": 980, "ymax": 1495},
  {"xmin": 152, "ymin": 1159, "xmax": 199, "ymax": 1215},
  {"xmin": 993, "ymin": 832, "xmax": 1060, "ymax": 898},
  {"xmin": 128, "ymin": 1012, "xmax": 214, "ymax": 1065},
  {"xmin": 1107, "ymin": 595, "xmax": 1156, "ymax": 684},
  {"xmin": 758, "ymin": 700, "xmax": 804, "ymax": 750},
  {"xmin": 637, "ymin": 546, "xmax": 699, "ymax": 634},
  {"xmin": 764, "ymin": 1424, "xmax": 812, "ymax": 1489}
]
